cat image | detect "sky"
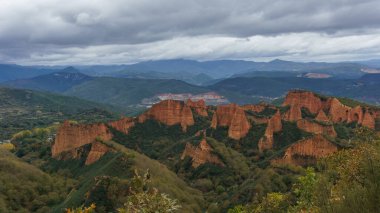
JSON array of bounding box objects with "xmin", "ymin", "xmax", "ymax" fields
[{"xmin": 1, "ymin": 0, "xmax": 380, "ymax": 65}]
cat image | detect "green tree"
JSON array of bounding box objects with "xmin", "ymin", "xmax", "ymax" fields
[{"xmin": 117, "ymin": 169, "xmax": 181, "ymax": 213}]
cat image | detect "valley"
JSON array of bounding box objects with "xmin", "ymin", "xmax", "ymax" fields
[{"xmin": 2, "ymin": 86, "xmax": 380, "ymax": 212}]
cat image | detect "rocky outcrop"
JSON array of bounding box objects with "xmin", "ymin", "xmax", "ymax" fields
[
  {"xmin": 186, "ymin": 99, "xmax": 208, "ymax": 116},
  {"xmin": 108, "ymin": 117, "xmax": 135, "ymax": 134},
  {"xmin": 283, "ymin": 104, "xmax": 302, "ymax": 121},
  {"xmin": 347, "ymin": 106, "xmax": 363, "ymax": 123},
  {"xmin": 138, "ymin": 100, "xmax": 194, "ymax": 131},
  {"xmin": 282, "ymin": 91, "xmax": 377, "ymax": 130},
  {"xmin": 85, "ymin": 142, "xmax": 110, "ymax": 165},
  {"xmin": 52, "ymin": 121, "xmax": 112, "ymax": 158},
  {"xmin": 258, "ymin": 111, "xmax": 282, "ymax": 151},
  {"xmin": 273, "ymin": 135, "xmax": 338, "ymax": 166},
  {"xmin": 211, "ymin": 104, "xmax": 251, "ymax": 140},
  {"xmin": 283, "ymin": 90, "xmax": 323, "ymax": 114},
  {"xmin": 181, "ymin": 139, "xmax": 224, "ymax": 168},
  {"xmin": 315, "ymin": 110, "xmax": 330, "ymax": 122},
  {"xmin": 296, "ymin": 119, "xmax": 337, "ymax": 138},
  {"xmin": 327, "ymin": 98, "xmax": 351, "ymax": 123},
  {"xmin": 362, "ymin": 110, "xmax": 376, "ymax": 129}
]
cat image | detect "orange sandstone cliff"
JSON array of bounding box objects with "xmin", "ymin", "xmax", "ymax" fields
[
  {"xmin": 181, "ymin": 139, "xmax": 224, "ymax": 168},
  {"xmin": 52, "ymin": 121, "xmax": 113, "ymax": 158},
  {"xmin": 138, "ymin": 100, "xmax": 194, "ymax": 131},
  {"xmin": 84, "ymin": 142, "xmax": 111, "ymax": 165},
  {"xmin": 108, "ymin": 117, "xmax": 135, "ymax": 134},
  {"xmin": 273, "ymin": 134, "xmax": 338, "ymax": 166},
  {"xmin": 315, "ymin": 110, "xmax": 330, "ymax": 122},
  {"xmin": 283, "ymin": 104, "xmax": 302, "ymax": 121},
  {"xmin": 211, "ymin": 104, "xmax": 251, "ymax": 140},
  {"xmin": 258, "ymin": 110, "xmax": 282, "ymax": 151},
  {"xmin": 283, "ymin": 91, "xmax": 323, "ymax": 114},
  {"xmin": 283, "ymin": 90, "xmax": 377, "ymax": 129},
  {"xmin": 296, "ymin": 119, "xmax": 337, "ymax": 138},
  {"xmin": 186, "ymin": 99, "xmax": 208, "ymax": 116}
]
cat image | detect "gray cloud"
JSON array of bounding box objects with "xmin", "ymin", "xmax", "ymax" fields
[{"xmin": 0, "ymin": 0, "xmax": 380, "ymax": 64}]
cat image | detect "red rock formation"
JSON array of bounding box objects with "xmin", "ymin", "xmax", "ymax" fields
[
  {"xmin": 283, "ymin": 104, "xmax": 302, "ymax": 121},
  {"xmin": 186, "ymin": 99, "xmax": 208, "ymax": 116},
  {"xmin": 181, "ymin": 139, "xmax": 224, "ymax": 168},
  {"xmin": 138, "ymin": 100, "xmax": 194, "ymax": 131},
  {"xmin": 283, "ymin": 91, "xmax": 323, "ymax": 114},
  {"xmin": 362, "ymin": 110, "xmax": 376, "ymax": 129},
  {"xmin": 315, "ymin": 110, "xmax": 330, "ymax": 122},
  {"xmin": 211, "ymin": 104, "xmax": 251, "ymax": 140},
  {"xmin": 52, "ymin": 121, "xmax": 112, "ymax": 157},
  {"xmin": 347, "ymin": 106, "xmax": 363, "ymax": 123},
  {"xmin": 108, "ymin": 117, "xmax": 135, "ymax": 134},
  {"xmin": 85, "ymin": 142, "xmax": 110, "ymax": 165},
  {"xmin": 273, "ymin": 135, "xmax": 338, "ymax": 166},
  {"xmin": 296, "ymin": 119, "xmax": 337, "ymax": 138},
  {"xmin": 258, "ymin": 111, "xmax": 282, "ymax": 151},
  {"xmin": 327, "ymin": 98, "xmax": 351, "ymax": 123}
]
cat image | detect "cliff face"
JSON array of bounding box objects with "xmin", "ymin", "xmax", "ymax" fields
[
  {"xmin": 315, "ymin": 110, "xmax": 330, "ymax": 122},
  {"xmin": 181, "ymin": 139, "xmax": 224, "ymax": 168},
  {"xmin": 85, "ymin": 142, "xmax": 110, "ymax": 165},
  {"xmin": 347, "ymin": 106, "xmax": 363, "ymax": 123},
  {"xmin": 108, "ymin": 117, "xmax": 135, "ymax": 134},
  {"xmin": 186, "ymin": 99, "xmax": 208, "ymax": 116},
  {"xmin": 139, "ymin": 100, "xmax": 195, "ymax": 131},
  {"xmin": 282, "ymin": 91, "xmax": 377, "ymax": 130},
  {"xmin": 362, "ymin": 110, "xmax": 376, "ymax": 129},
  {"xmin": 327, "ymin": 98, "xmax": 351, "ymax": 123},
  {"xmin": 211, "ymin": 104, "xmax": 251, "ymax": 140},
  {"xmin": 52, "ymin": 121, "xmax": 112, "ymax": 158},
  {"xmin": 258, "ymin": 111, "xmax": 282, "ymax": 151},
  {"xmin": 283, "ymin": 91, "xmax": 323, "ymax": 114},
  {"xmin": 283, "ymin": 104, "xmax": 302, "ymax": 121},
  {"xmin": 273, "ymin": 135, "xmax": 338, "ymax": 166},
  {"xmin": 296, "ymin": 119, "xmax": 337, "ymax": 138}
]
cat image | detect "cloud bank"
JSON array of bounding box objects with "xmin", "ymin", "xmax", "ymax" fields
[{"xmin": 1, "ymin": 0, "xmax": 380, "ymax": 64}]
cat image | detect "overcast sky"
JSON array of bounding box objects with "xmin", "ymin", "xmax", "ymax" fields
[{"xmin": 1, "ymin": 0, "xmax": 380, "ymax": 65}]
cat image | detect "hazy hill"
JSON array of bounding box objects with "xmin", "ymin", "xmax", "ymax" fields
[
  {"xmin": 109, "ymin": 69, "xmax": 213, "ymax": 85},
  {"xmin": 4, "ymin": 67, "xmax": 93, "ymax": 93},
  {"xmin": 0, "ymin": 64, "xmax": 58, "ymax": 82},
  {"xmin": 0, "ymin": 87, "xmax": 119, "ymax": 139},
  {"xmin": 64, "ymin": 77, "xmax": 210, "ymax": 107},
  {"xmin": 210, "ymin": 76, "xmax": 380, "ymax": 104},
  {"xmin": 76, "ymin": 59, "xmax": 370, "ymax": 79}
]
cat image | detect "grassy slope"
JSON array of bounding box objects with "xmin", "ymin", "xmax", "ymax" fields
[
  {"xmin": 0, "ymin": 148, "xmax": 71, "ymax": 212},
  {"xmin": 53, "ymin": 141, "xmax": 204, "ymax": 213},
  {"xmin": 65, "ymin": 77, "xmax": 210, "ymax": 107}
]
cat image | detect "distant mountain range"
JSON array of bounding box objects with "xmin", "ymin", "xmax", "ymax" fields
[
  {"xmin": 2, "ymin": 59, "xmax": 380, "ymax": 108},
  {"xmin": 2, "ymin": 58, "xmax": 379, "ymax": 83},
  {"xmin": 210, "ymin": 73, "xmax": 380, "ymax": 104}
]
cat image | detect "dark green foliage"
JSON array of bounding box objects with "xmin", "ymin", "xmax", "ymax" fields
[
  {"xmin": 301, "ymin": 107, "xmax": 316, "ymax": 119},
  {"xmin": 245, "ymin": 107, "xmax": 277, "ymax": 118},
  {"xmin": 273, "ymin": 121, "xmax": 312, "ymax": 149},
  {"xmin": 0, "ymin": 149, "xmax": 74, "ymax": 213},
  {"xmin": 334, "ymin": 123, "xmax": 354, "ymax": 140}
]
